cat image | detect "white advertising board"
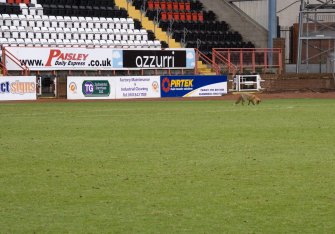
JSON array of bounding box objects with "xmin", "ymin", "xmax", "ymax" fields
[
  {"xmin": 0, "ymin": 76, "xmax": 37, "ymax": 101},
  {"xmin": 5, "ymin": 47, "xmax": 115, "ymax": 71},
  {"xmin": 67, "ymin": 76, "xmax": 116, "ymax": 100},
  {"xmin": 5, "ymin": 47, "xmax": 195, "ymax": 71},
  {"xmin": 183, "ymin": 82, "xmax": 228, "ymax": 97},
  {"xmin": 67, "ymin": 76, "xmax": 160, "ymax": 100},
  {"xmin": 116, "ymin": 76, "xmax": 161, "ymax": 99}
]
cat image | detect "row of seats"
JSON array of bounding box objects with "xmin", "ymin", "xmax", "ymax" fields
[
  {"xmin": 37, "ymin": 0, "xmax": 115, "ymax": 6},
  {"xmin": 133, "ymin": 0, "xmax": 203, "ymax": 12},
  {"xmin": 1, "ymin": 26, "xmax": 149, "ymax": 41},
  {"xmin": 20, "ymin": 3, "xmax": 43, "ymax": 15},
  {"xmin": 148, "ymin": 0, "xmax": 191, "ymax": 11},
  {"xmin": 160, "ymin": 20, "xmax": 230, "ymax": 33},
  {"xmin": 0, "ymin": 2, "xmax": 21, "ymax": 14},
  {"xmin": 0, "ymin": 38, "xmax": 162, "ymax": 48},
  {"xmin": 6, "ymin": 0, "xmax": 30, "ymax": 4},
  {"xmin": 173, "ymin": 30, "xmax": 242, "ymax": 43},
  {"xmin": 42, "ymin": 4, "xmax": 128, "ymax": 18},
  {"xmin": 0, "ymin": 14, "xmax": 135, "ymax": 30},
  {"xmin": 161, "ymin": 10, "xmax": 203, "ymax": 22}
]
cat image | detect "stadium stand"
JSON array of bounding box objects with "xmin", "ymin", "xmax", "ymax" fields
[
  {"xmin": 0, "ymin": 0, "xmax": 162, "ymax": 48},
  {"xmin": 132, "ymin": 0, "xmax": 255, "ymax": 57}
]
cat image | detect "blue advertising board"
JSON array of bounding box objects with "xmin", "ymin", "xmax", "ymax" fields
[{"xmin": 160, "ymin": 75, "xmax": 228, "ymax": 97}]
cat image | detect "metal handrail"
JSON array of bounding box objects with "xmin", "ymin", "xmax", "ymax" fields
[
  {"xmin": 3, "ymin": 47, "xmax": 30, "ymax": 76},
  {"xmin": 195, "ymin": 48, "xmax": 220, "ymax": 74},
  {"xmin": 212, "ymin": 49, "xmax": 238, "ymax": 75}
]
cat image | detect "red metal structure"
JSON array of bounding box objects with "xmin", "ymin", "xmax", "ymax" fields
[
  {"xmin": 2, "ymin": 47, "xmax": 30, "ymax": 76},
  {"xmin": 212, "ymin": 48, "xmax": 283, "ymax": 74}
]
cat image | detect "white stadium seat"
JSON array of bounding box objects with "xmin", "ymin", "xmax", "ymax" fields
[
  {"xmin": 40, "ymin": 38, "xmax": 49, "ymax": 47},
  {"xmin": 48, "ymin": 39, "xmax": 56, "ymax": 47},
  {"xmin": 77, "ymin": 39, "xmax": 86, "ymax": 47},
  {"xmin": 17, "ymin": 38, "xmax": 25, "ymax": 47},
  {"xmin": 8, "ymin": 38, "xmax": 18, "ymax": 46},
  {"xmin": 71, "ymin": 28, "xmax": 79, "ymax": 40},
  {"xmin": 85, "ymin": 28, "xmax": 93, "ymax": 40},
  {"xmin": 55, "ymin": 39, "xmax": 65, "ymax": 47},
  {"xmin": 10, "ymin": 26, "xmax": 19, "ymax": 38},
  {"xmin": 32, "ymin": 38, "xmax": 41, "ymax": 47},
  {"xmin": 70, "ymin": 39, "xmax": 79, "ymax": 47},
  {"xmin": 24, "ymin": 38, "xmax": 33, "ymax": 47}
]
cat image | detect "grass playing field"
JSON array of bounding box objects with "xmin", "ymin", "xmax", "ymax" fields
[{"xmin": 0, "ymin": 98, "xmax": 334, "ymax": 233}]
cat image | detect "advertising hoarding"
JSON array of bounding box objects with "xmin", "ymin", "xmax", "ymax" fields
[
  {"xmin": 0, "ymin": 76, "xmax": 36, "ymax": 101},
  {"xmin": 67, "ymin": 76, "xmax": 161, "ymax": 100},
  {"xmin": 160, "ymin": 75, "xmax": 228, "ymax": 97},
  {"xmin": 5, "ymin": 47, "xmax": 195, "ymax": 71}
]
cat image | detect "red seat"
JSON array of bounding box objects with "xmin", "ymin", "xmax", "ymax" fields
[
  {"xmin": 23, "ymin": 0, "xmax": 30, "ymax": 4},
  {"xmin": 148, "ymin": 1, "xmax": 154, "ymax": 10},
  {"xmin": 161, "ymin": 11, "xmax": 167, "ymax": 20},
  {"xmin": 154, "ymin": 1, "xmax": 160, "ymax": 9},
  {"xmin": 179, "ymin": 12, "xmax": 186, "ymax": 21},
  {"xmin": 192, "ymin": 12, "xmax": 198, "ymax": 21},
  {"xmin": 178, "ymin": 2, "xmax": 185, "ymax": 11},
  {"xmin": 173, "ymin": 11, "xmax": 179, "ymax": 21},
  {"xmin": 7, "ymin": 0, "xmax": 15, "ymax": 4},
  {"xmin": 185, "ymin": 2, "xmax": 191, "ymax": 11},
  {"xmin": 186, "ymin": 12, "xmax": 192, "ymax": 21},
  {"xmin": 15, "ymin": 0, "xmax": 21, "ymax": 4},
  {"xmin": 167, "ymin": 1, "xmax": 173, "ymax": 10},
  {"xmin": 198, "ymin": 12, "xmax": 203, "ymax": 22},
  {"xmin": 167, "ymin": 11, "xmax": 173, "ymax": 20},
  {"xmin": 160, "ymin": 1, "xmax": 167, "ymax": 10}
]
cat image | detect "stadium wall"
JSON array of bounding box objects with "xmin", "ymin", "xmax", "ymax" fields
[{"xmin": 261, "ymin": 74, "xmax": 335, "ymax": 92}]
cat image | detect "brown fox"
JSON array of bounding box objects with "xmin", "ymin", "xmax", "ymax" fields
[{"xmin": 235, "ymin": 93, "xmax": 261, "ymax": 105}]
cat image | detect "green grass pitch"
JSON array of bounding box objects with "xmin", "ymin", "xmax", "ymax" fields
[{"xmin": 0, "ymin": 98, "xmax": 335, "ymax": 233}]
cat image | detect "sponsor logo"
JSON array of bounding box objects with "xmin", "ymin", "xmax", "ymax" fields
[
  {"xmin": 82, "ymin": 80, "xmax": 110, "ymax": 97},
  {"xmin": 152, "ymin": 81, "xmax": 159, "ymax": 92},
  {"xmin": 123, "ymin": 50, "xmax": 187, "ymax": 68},
  {"xmin": 45, "ymin": 49, "xmax": 89, "ymax": 66},
  {"xmin": 135, "ymin": 54, "xmax": 175, "ymax": 68},
  {"xmin": 0, "ymin": 81, "xmax": 36, "ymax": 95},
  {"xmin": 162, "ymin": 77, "xmax": 171, "ymax": 93},
  {"xmin": 69, "ymin": 82, "xmax": 77, "ymax": 94},
  {"xmin": 161, "ymin": 77, "xmax": 194, "ymax": 93}
]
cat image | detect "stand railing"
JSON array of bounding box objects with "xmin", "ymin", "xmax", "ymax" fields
[
  {"xmin": 195, "ymin": 48, "xmax": 220, "ymax": 75},
  {"xmin": 0, "ymin": 61, "xmax": 7, "ymax": 76},
  {"xmin": 2, "ymin": 47, "xmax": 30, "ymax": 76},
  {"xmin": 213, "ymin": 48, "xmax": 283, "ymax": 74},
  {"xmin": 212, "ymin": 49, "xmax": 238, "ymax": 75}
]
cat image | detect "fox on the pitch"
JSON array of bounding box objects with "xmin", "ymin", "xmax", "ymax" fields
[{"xmin": 235, "ymin": 93, "xmax": 261, "ymax": 105}]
